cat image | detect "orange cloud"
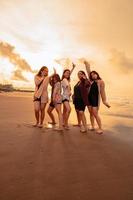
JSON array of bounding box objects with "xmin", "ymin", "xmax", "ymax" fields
[
  {"xmin": 0, "ymin": 41, "xmax": 34, "ymax": 82},
  {"xmin": 12, "ymin": 69, "xmax": 28, "ymax": 82},
  {"xmin": 0, "ymin": 41, "xmax": 33, "ymax": 72},
  {"xmin": 109, "ymin": 49, "xmax": 133, "ymax": 73},
  {"xmin": 55, "ymin": 58, "xmax": 72, "ymax": 68}
]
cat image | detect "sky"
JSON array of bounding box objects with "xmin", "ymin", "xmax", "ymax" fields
[{"xmin": 0, "ymin": 0, "xmax": 133, "ymax": 96}]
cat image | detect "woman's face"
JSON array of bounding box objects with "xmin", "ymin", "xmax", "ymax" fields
[
  {"xmin": 78, "ymin": 72, "xmax": 85, "ymax": 80},
  {"xmin": 53, "ymin": 77, "xmax": 57, "ymax": 83},
  {"xmin": 91, "ymin": 72, "xmax": 98, "ymax": 80},
  {"xmin": 41, "ymin": 68, "xmax": 48, "ymax": 76},
  {"xmin": 63, "ymin": 70, "xmax": 70, "ymax": 79}
]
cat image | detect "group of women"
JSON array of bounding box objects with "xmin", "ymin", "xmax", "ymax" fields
[{"xmin": 33, "ymin": 61, "xmax": 110, "ymax": 134}]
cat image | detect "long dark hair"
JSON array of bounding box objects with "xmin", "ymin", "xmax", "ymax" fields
[
  {"xmin": 89, "ymin": 71, "xmax": 101, "ymax": 81},
  {"xmin": 62, "ymin": 69, "xmax": 71, "ymax": 81},
  {"xmin": 52, "ymin": 74, "xmax": 61, "ymax": 85},
  {"xmin": 37, "ymin": 66, "xmax": 48, "ymax": 77},
  {"xmin": 79, "ymin": 70, "xmax": 86, "ymax": 76}
]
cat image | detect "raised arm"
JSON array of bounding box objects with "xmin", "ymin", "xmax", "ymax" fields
[
  {"xmin": 100, "ymin": 80, "xmax": 110, "ymax": 108},
  {"xmin": 49, "ymin": 67, "xmax": 56, "ymax": 83},
  {"xmin": 84, "ymin": 61, "xmax": 91, "ymax": 79},
  {"xmin": 70, "ymin": 63, "xmax": 76, "ymax": 75}
]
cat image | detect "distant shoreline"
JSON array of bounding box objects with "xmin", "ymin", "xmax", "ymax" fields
[
  {"xmin": 0, "ymin": 89, "xmax": 34, "ymax": 93},
  {"xmin": 0, "ymin": 84, "xmax": 34, "ymax": 93}
]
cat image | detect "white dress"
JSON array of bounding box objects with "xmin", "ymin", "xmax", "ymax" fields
[{"xmin": 61, "ymin": 78, "xmax": 71, "ymax": 101}]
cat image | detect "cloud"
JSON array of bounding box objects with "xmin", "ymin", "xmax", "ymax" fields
[
  {"xmin": 0, "ymin": 41, "xmax": 35, "ymax": 82},
  {"xmin": 109, "ymin": 49, "xmax": 133, "ymax": 73},
  {"xmin": 8, "ymin": 30, "xmax": 44, "ymax": 53},
  {"xmin": 12, "ymin": 69, "xmax": 28, "ymax": 82},
  {"xmin": 0, "ymin": 41, "xmax": 33, "ymax": 72},
  {"xmin": 54, "ymin": 58, "xmax": 72, "ymax": 69}
]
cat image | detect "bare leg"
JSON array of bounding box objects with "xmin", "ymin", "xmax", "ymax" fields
[
  {"xmin": 79, "ymin": 111, "xmax": 87, "ymax": 132},
  {"xmin": 92, "ymin": 107, "xmax": 103, "ymax": 133},
  {"xmin": 47, "ymin": 106, "xmax": 56, "ymax": 124},
  {"xmin": 73, "ymin": 110, "xmax": 81, "ymax": 126},
  {"xmin": 55, "ymin": 104, "xmax": 63, "ymax": 130},
  {"xmin": 39, "ymin": 103, "xmax": 47, "ymax": 127},
  {"xmin": 63, "ymin": 101, "xmax": 71, "ymax": 128},
  {"xmin": 63, "ymin": 104, "xmax": 67, "ymax": 126},
  {"xmin": 34, "ymin": 101, "xmax": 41, "ymax": 126},
  {"xmin": 76, "ymin": 110, "xmax": 81, "ymax": 126},
  {"xmin": 88, "ymin": 106, "xmax": 95, "ymax": 129}
]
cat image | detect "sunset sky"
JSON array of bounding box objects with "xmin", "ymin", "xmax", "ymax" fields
[{"xmin": 0, "ymin": 0, "xmax": 133, "ymax": 96}]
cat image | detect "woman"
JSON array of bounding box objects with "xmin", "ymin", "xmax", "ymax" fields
[
  {"xmin": 84, "ymin": 61, "xmax": 110, "ymax": 134},
  {"xmin": 52, "ymin": 74, "xmax": 63, "ymax": 131},
  {"xmin": 33, "ymin": 66, "xmax": 49, "ymax": 128},
  {"xmin": 73, "ymin": 70, "xmax": 90, "ymax": 133},
  {"xmin": 61, "ymin": 63, "xmax": 75, "ymax": 130}
]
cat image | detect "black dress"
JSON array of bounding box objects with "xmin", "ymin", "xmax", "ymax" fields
[
  {"xmin": 88, "ymin": 81, "xmax": 99, "ymax": 107},
  {"xmin": 73, "ymin": 82, "xmax": 86, "ymax": 111}
]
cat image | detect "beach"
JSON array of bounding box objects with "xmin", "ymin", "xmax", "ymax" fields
[{"xmin": 0, "ymin": 92, "xmax": 133, "ymax": 200}]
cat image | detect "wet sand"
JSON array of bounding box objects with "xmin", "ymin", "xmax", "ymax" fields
[{"xmin": 0, "ymin": 92, "xmax": 133, "ymax": 200}]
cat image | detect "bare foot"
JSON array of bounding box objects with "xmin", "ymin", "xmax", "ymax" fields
[
  {"xmin": 38, "ymin": 124, "xmax": 43, "ymax": 128},
  {"xmin": 73, "ymin": 124, "xmax": 81, "ymax": 127},
  {"xmin": 48, "ymin": 122, "xmax": 56, "ymax": 125},
  {"xmin": 33, "ymin": 123, "xmax": 39, "ymax": 127},
  {"xmin": 64, "ymin": 126, "xmax": 70, "ymax": 130},
  {"xmin": 80, "ymin": 127, "xmax": 87, "ymax": 133},
  {"xmin": 54, "ymin": 127, "xmax": 63, "ymax": 132},
  {"xmin": 88, "ymin": 127, "xmax": 95, "ymax": 131},
  {"xmin": 96, "ymin": 129, "xmax": 103, "ymax": 134}
]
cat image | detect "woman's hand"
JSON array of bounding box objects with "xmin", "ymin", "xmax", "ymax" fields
[
  {"xmin": 103, "ymin": 101, "xmax": 111, "ymax": 108},
  {"xmin": 69, "ymin": 92, "xmax": 72, "ymax": 97},
  {"xmin": 72, "ymin": 62, "xmax": 76, "ymax": 69},
  {"xmin": 41, "ymin": 71, "xmax": 45, "ymax": 77},
  {"xmin": 70, "ymin": 63, "xmax": 76, "ymax": 75},
  {"xmin": 84, "ymin": 60, "xmax": 90, "ymax": 67},
  {"xmin": 83, "ymin": 74, "xmax": 87, "ymax": 79}
]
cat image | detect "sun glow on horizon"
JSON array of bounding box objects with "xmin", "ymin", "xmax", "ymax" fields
[{"xmin": 0, "ymin": 0, "xmax": 133, "ymax": 94}]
